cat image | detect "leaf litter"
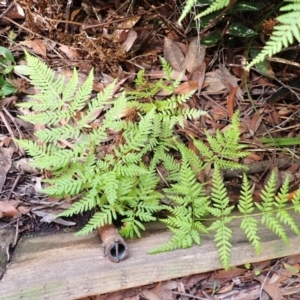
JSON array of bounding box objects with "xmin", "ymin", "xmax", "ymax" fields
[{"xmin": 0, "ymin": 0, "xmax": 300, "ymax": 298}]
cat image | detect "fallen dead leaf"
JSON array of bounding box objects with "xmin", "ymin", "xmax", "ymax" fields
[
  {"xmin": 203, "ymin": 71, "xmax": 226, "ymax": 93},
  {"xmin": 32, "ymin": 210, "xmax": 76, "ymax": 226},
  {"xmin": 216, "ymin": 282, "xmax": 234, "ymax": 294},
  {"xmin": 20, "ymin": 39, "xmax": 47, "ymax": 57},
  {"xmin": 257, "ymin": 275, "xmax": 282, "ymax": 300},
  {"xmin": 164, "ymin": 37, "xmax": 185, "ymax": 72},
  {"xmin": 149, "ymin": 69, "xmax": 188, "ymax": 81},
  {"xmin": 59, "ymin": 45, "xmax": 80, "ymax": 59},
  {"xmin": 175, "ymin": 81, "xmax": 198, "ymax": 94},
  {"xmin": 216, "ymin": 65, "xmax": 244, "ymax": 101},
  {"xmin": 227, "ymin": 86, "xmax": 239, "ymax": 118},
  {"xmin": 0, "ymin": 147, "xmax": 12, "ymax": 191},
  {"xmin": 184, "ymin": 38, "xmax": 206, "ymax": 73},
  {"xmin": 190, "ymin": 61, "xmax": 206, "ymax": 96},
  {"xmin": 121, "ymin": 30, "xmax": 137, "ymax": 52},
  {"xmin": 0, "ymin": 201, "xmax": 19, "ymax": 218}
]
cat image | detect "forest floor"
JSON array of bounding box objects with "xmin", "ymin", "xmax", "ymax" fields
[{"xmin": 1, "ymin": 0, "xmax": 300, "ymax": 299}]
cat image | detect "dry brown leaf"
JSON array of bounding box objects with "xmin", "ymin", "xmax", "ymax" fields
[
  {"xmin": 203, "ymin": 71, "xmax": 226, "ymax": 93},
  {"xmin": 227, "ymin": 86, "xmax": 239, "ymax": 118},
  {"xmin": 175, "ymin": 81, "xmax": 198, "ymax": 94},
  {"xmin": 183, "ymin": 273, "xmax": 211, "ymax": 288},
  {"xmin": 257, "ymin": 275, "xmax": 282, "ymax": 300},
  {"xmin": 152, "ymin": 280, "xmax": 177, "ymax": 300},
  {"xmin": 0, "ymin": 8, "xmax": 25, "ymax": 24},
  {"xmin": 113, "ymin": 15, "xmax": 141, "ymax": 40},
  {"xmin": 20, "ymin": 39, "xmax": 47, "ymax": 57},
  {"xmin": 211, "ymin": 268, "xmax": 245, "ymax": 279},
  {"xmin": 248, "ymin": 113, "xmax": 263, "ymax": 134},
  {"xmin": 216, "ymin": 65, "xmax": 243, "ymax": 101},
  {"xmin": 121, "ymin": 30, "xmax": 137, "ymax": 52},
  {"xmin": 210, "ymin": 107, "xmax": 228, "ymax": 120},
  {"xmin": 140, "ymin": 290, "xmax": 161, "ymax": 300},
  {"xmin": 17, "ymin": 206, "xmax": 30, "ymax": 215},
  {"xmin": 216, "ymin": 282, "xmax": 234, "ymax": 294},
  {"xmin": 287, "ymin": 254, "xmax": 300, "ymax": 265},
  {"xmin": 59, "ymin": 45, "xmax": 80, "ymax": 59},
  {"xmin": 164, "ymin": 37, "xmax": 185, "ymax": 72},
  {"xmin": 0, "ymin": 201, "xmax": 19, "ymax": 218},
  {"xmin": 0, "ymin": 147, "xmax": 12, "ymax": 191},
  {"xmin": 253, "ymin": 260, "xmax": 271, "ymax": 273},
  {"xmin": 184, "ymin": 38, "xmax": 206, "ymax": 73},
  {"xmin": 149, "ymin": 69, "xmax": 188, "ymax": 81},
  {"xmin": 5, "ymin": 77, "xmax": 29, "ymax": 93},
  {"xmin": 190, "ymin": 61, "xmax": 206, "ymax": 96}
]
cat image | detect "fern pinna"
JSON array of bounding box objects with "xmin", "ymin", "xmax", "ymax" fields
[{"xmin": 17, "ymin": 52, "xmax": 300, "ymax": 270}]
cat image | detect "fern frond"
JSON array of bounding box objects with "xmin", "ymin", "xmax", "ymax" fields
[
  {"xmin": 255, "ymin": 172, "xmax": 289, "ymax": 243},
  {"xmin": 58, "ymin": 189, "xmax": 99, "ymax": 217},
  {"xmin": 209, "ymin": 219, "xmax": 232, "ymax": 270},
  {"xmin": 241, "ymin": 217, "xmax": 261, "ymax": 255},
  {"xmin": 256, "ymin": 172, "xmax": 277, "ymax": 213},
  {"xmin": 75, "ymin": 207, "xmax": 115, "ymax": 236},
  {"xmin": 60, "ymin": 68, "xmax": 79, "ymax": 104},
  {"xmin": 17, "ymin": 94, "xmax": 63, "ymax": 111},
  {"xmin": 238, "ymin": 174, "xmax": 261, "ymax": 254},
  {"xmin": 178, "ymin": 0, "xmax": 198, "ymax": 23},
  {"xmin": 21, "ymin": 110, "xmax": 71, "ymax": 126},
  {"xmin": 35, "ymin": 125, "xmax": 80, "ymax": 143},
  {"xmin": 196, "ymin": 0, "xmax": 230, "ymax": 19},
  {"xmin": 192, "ymin": 112, "xmax": 249, "ymax": 170},
  {"xmin": 103, "ymin": 172, "xmax": 118, "ymax": 204},
  {"xmin": 292, "ymin": 189, "xmax": 300, "ymax": 213},
  {"xmin": 119, "ymin": 216, "xmax": 146, "ymax": 238},
  {"xmin": 210, "ymin": 167, "xmax": 234, "ymax": 217},
  {"xmin": 79, "ymin": 81, "xmax": 118, "ymax": 126},
  {"xmin": 25, "ymin": 51, "xmax": 64, "ymax": 97},
  {"xmin": 246, "ymin": 0, "xmax": 300, "ymax": 69},
  {"xmin": 275, "ymin": 176, "xmax": 300, "ymax": 236},
  {"xmin": 176, "ymin": 141, "xmax": 205, "ymax": 174},
  {"xmin": 69, "ymin": 69, "xmax": 94, "ymax": 112},
  {"xmin": 160, "ymin": 56, "xmax": 174, "ymax": 81}
]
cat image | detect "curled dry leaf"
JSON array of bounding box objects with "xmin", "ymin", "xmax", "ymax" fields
[
  {"xmin": 164, "ymin": 37, "xmax": 185, "ymax": 72},
  {"xmin": 121, "ymin": 30, "xmax": 137, "ymax": 52},
  {"xmin": 184, "ymin": 38, "xmax": 206, "ymax": 73},
  {"xmin": 113, "ymin": 15, "xmax": 141, "ymax": 40}
]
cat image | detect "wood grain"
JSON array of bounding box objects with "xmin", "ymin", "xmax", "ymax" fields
[{"xmin": 1, "ymin": 214, "xmax": 300, "ymax": 300}]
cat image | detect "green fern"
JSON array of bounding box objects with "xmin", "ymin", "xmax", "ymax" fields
[
  {"xmin": 247, "ymin": 0, "xmax": 300, "ymax": 69},
  {"xmin": 192, "ymin": 111, "xmax": 250, "ymax": 170},
  {"xmin": 149, "ymin": 153, "xmax": 209, "ymax": 253},
  {"xmin": 15, "ymin": 52, "xmax": 300, "ymax": 271},
  {"xmin": 16, "ymin": 52, "xmax": 207, "ymax": 239},
  {"xmin": 179, "ymin": 0, "xmax": 300, "ymax": 71},
  {"xmin": 238, "ymin": 174, "xmax": 261, "ymax": 255},
  {"xmin": 179, "ymin": 0, "xmax": 229, "ymax": 22}
]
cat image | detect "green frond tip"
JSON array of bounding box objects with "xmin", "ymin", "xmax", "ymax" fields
[
  {"xmin": 195, "ymin": 0, "xmax": 230, "ymax": 19},
  {"xmin": 246, "ymin": 0, "xmax": 300, "ymax": 70},
  {"xmin": 178, "ymin": 0, "xmax": 198, "ymax": 23}
]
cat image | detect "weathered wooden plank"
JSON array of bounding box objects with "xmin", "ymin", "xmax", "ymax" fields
[{"xmin": 1, "ymin": 215, "xmax": 300, "ymax": 300}]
